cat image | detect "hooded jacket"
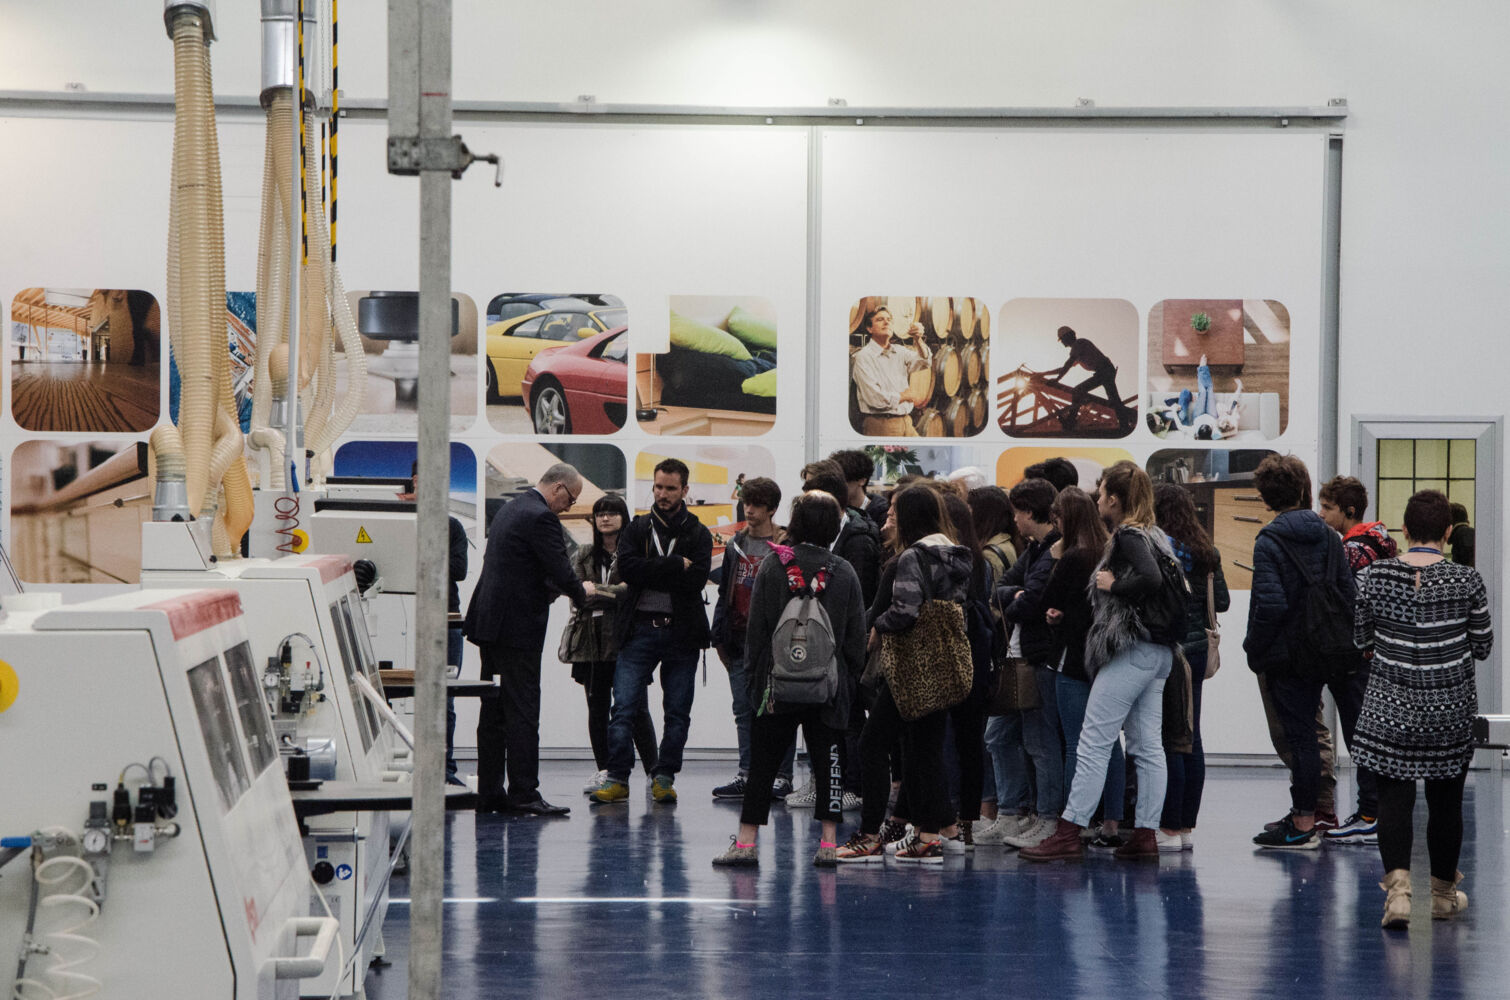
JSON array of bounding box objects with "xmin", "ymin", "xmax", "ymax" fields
[
  {"xmin": 871, "ymin": 534, "xmax": 973, "ymax": 635},
  {"xmin": 1342, "ymin": 521, "xmax": 1398, "ymax": 575},
  {"xmin": 1243, "ymin": 508, "xmax": 1355, "ymax": 674},
  {"xmin": 743, "ymin": 542, "xmax": 867, "ymax": 729}
]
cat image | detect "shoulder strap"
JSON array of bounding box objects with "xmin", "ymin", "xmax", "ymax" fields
[
  {"xmin": 1271, "ymin": 534, "xmax": 1323, "ymax": 587},
  {"xmin": 986, "ymin": 543, "xmax": 1012, "ymax": 570},
  {"xmin": 1206, "ymin": 571, "xmax": 1217, "ymax": 628}
]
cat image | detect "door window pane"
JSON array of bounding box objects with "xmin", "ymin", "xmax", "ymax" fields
[
  {"xmin": 1379, "ymin": 439, "xmax": 1415, "ymax": 477},
  {"xmin": 1416, "ymin": 440, "xmax": 1449, "ymax": 478}
]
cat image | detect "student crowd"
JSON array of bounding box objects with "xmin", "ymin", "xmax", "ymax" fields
[{"xmin": 466, "ymin": 451, "xmax": 1491, "ymax": 931}]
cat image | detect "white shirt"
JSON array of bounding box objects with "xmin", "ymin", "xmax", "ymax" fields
[{"xmin": 851, "ymin": 336, "xmax": 931, "ymax": 415}]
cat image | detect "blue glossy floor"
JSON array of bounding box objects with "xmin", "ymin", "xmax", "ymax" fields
[{"xmin": 368, "ymin": 761, "xmax": 1509, "ymax": 999}]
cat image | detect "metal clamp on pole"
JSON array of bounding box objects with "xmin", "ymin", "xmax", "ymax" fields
[{"xmin": 386, "ymin": 135, "xmax": 501, "ymax": 184}]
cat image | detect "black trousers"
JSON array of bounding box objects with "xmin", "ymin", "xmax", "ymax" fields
[
  {"xmin": 477, "ymin": 642, "xmax": 544, "ymax": 805},
  {"xmin": 575, "ymin": 660, "xmax": 658, "ymax": 774},
  {"xmin": 843, "ymin": 682, "xmax": 867, "ymax": 794},
  {"xmin": 859, "ymin": 684, "xmax": 905, "ymax": 834},
  {"xmin": 949, "ymin": 692, "xmax": 988, "ymax": 822},
  {"xmin": 1376, "ymin": 770, "xmax": 1468, "ymax": 881},
  {"xmin": 1328, "ymin": 662, "xmax": 1379, "ymax": 817},
  {"xmin": 742, "ymin": 710, "xmax": 842, "ymax": 827},
  {"xmin": 1267, "ymin": 672, "xmax": 1326, "ymax": 815}
]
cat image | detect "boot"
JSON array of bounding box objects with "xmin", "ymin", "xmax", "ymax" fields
[
  {"xmin": 1379, "ymin": 869, "xmax": 1411, "ymax": 930},
  {"xmin": 1113, "ymin": 827, "xmax": 1160, "ymax": 861},
  {"xmin": 1430, "ymin": 871, "xmax": 1468, "ymax": 920},
  {"xmin": 1019, "ymin": 819, "xmax": 1085, "ymax": 863}
]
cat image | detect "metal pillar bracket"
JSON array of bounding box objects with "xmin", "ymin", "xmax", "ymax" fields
[{"xmin": 387, "ymin": 135, "xmax": 501, "ymax": 184}]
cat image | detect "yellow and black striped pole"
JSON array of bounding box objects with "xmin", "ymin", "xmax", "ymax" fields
[
  {"xmin": 330, "ymin": 0, "xmax": 339, "ymax": 262},
  {"xmin": 296, "ymin": 0, "xmax": 308, "ymax": 265}
]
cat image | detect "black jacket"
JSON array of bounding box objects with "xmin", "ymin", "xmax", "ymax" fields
[
  {"xmin": 743, "ymin": 544, "xmax": 867, "ymax": 729},
  {"xmin": 997, "ymin": 530, "xmax": 1061, "ymax": 665},
  {"xmin": 1042, "ymin": 545, "xmax": 1099, "ymax": 682},
  {"xmin": 613, "ymin": 503, "xmax": 714, "ymax": 651},
  {"xmin": 463, "ymin": 489, "xmax": 585, "ymax": 649},
  {"xmin": 1243, "ymin": 509, "xmax": 1354, "ymax": 674},
  {"xmin": 836, "ymin": 507, "xmax": 883, "ymax": 608}
]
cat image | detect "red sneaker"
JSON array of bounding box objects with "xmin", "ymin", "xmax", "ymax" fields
[
  {"xmin": 1313, "ymin": 811, "xmax": 1340, "ymax": 831},
  {"xmin": 1019, "ymin": 819, "xmax": 1086, "ymax": 862}
]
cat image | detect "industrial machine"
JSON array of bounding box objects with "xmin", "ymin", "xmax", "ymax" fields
[
  {"xmin": 0, "ymin": 587, "xmax": 338, "ymax": 998},
  {"xmin": 141, "ymin": 522, "xmax": 405, "ymax": 999}
]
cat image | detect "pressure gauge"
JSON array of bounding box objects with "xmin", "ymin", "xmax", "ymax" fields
[{"xmin": 83, "ymin": 827, "xmax": 111, "ymax": 854}]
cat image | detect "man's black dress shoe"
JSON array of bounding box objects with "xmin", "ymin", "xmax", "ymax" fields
[{"xmin": 509, "ymin": 796, "xmax": 570, "ymax": 817}]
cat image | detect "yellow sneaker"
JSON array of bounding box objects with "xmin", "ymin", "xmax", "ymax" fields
[
  {"xmin": 588, "ymin": 778, "xmax": 629, "ymax": 803},
  {"xmin": 650, "ymin": 774, "xmax": 677, "ymax": 803}
]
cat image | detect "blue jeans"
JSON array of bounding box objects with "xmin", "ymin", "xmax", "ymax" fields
[
  {"xmin": 1056, "ymin": 672, "xmax": 1125, "ymax": 824},
  {"xmin": 1063, "ymin": 641, "xmax": 1170, "ymax": 830},
  {"xmin": 1194, "ymin": 363, "xmax": 1215, "ymax": 420},
  {"xmin": 982, "ymin": 713, "xmax": 1031, "ymax": 812},
  {"xmin": 1021, "ymin": 666, "xmax": 1065, "ymax": 816},
  {"xmin": 725, "ymin": 648, "xmax": 794, "ymax": 780},
  {"xmin": 606, "ymin": 624, "xmax": 699, "ymax": 782}
]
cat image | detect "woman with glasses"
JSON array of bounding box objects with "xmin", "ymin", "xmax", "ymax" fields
[{"xmin": 563, "ymin": 494, "xmax": 658, "ymax": 792}]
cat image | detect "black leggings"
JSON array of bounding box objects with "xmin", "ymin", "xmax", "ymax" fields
[
  {"xmin": 1375, "ymin": 770, "xmax": 1467, "ymax": 881},
  {"xmin": 859, "ymin": 685, "xmax": 904, "ymax": 835},
  {"xmin": 575, "ymin": 660, "xmax": 657, "ymax": 773}
]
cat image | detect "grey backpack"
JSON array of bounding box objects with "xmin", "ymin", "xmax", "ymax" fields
[{"xmin": 764, "ymin": 558, "xmax": 838, "ymax": 711}]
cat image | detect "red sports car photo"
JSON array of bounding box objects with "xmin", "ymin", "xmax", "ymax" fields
[{"xmin": 521, "ymin": 326, "xmax": 629, "ymax": 434}]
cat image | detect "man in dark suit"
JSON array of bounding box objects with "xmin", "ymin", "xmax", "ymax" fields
[{"xmin": 464, "ymin": 462, "xmax": 594, "ymax": 815}]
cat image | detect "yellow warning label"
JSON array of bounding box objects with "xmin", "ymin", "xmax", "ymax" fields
[
  {"xmin": 0, "ymin": 660, "xmax": 18, "ymax": 714},
  {"xmin": 355, "ymin": 527, "xmax": 373, "ymax": 544}
]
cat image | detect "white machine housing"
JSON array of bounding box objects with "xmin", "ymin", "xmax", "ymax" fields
[
  {"xmin": 141, "ymin": 540, "xmax": 404, "ymax": 998},
  {"xmin": 0, "ymin": 588, "xmax": 332, "ymax": 998}
]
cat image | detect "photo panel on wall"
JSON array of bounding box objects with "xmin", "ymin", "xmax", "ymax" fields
[
  {"xmin": 9, "ymin": 288, "xmax": 161, "ymax": 433},
  {"xmin": 332, "ymin": 438, "xmax": 478, "ymax": 528},
  {"xmin": 9, "ymin": 439, "xmax": 151, "ymax": 584},
  {"xmin": 483, "ymin": 293, "xmax": 628, "ymax": 435},
  {"xmin": 848, "ymin": 296, "xmax": 991, "ymax": 439},
  {"xmin": 1146, "ymin": 448, "xmax": 1278, "ymax": 591},
  {"xmin": 636, "ymin": 296, "xmax": 777, "ymax": 437},
  {"xmin": 996, "ymin": 446, "xmax": 1137, "ymax": 492},
  {"xmin": 344, "ymin": 290, "xmax": 479, "ymax": 433},
  {"xmin": 996, "ymin": 298, "xmax": 1138, "ymax": 439},
  {"xmin": 1144, "ymin": 299, "xmax": 1290, "ymax": 442},
  {"xmin": 484, "ymin": 441, "xmax": 626, "ymax": 545}
]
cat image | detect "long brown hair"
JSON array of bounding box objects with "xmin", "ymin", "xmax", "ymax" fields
[
  {"xmin": 1097, "ymin": 460, "xmax": 1156, "ymax": 528},
  {"xmin": 1052, "ymin": 486, "xmax": 1108, "ymax": 561},
  {"xmin": 1153, "ymin": 483, "xmax": 1219, "ymax": 574}
]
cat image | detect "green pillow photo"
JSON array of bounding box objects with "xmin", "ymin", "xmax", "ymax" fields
[{"xmin": 669, "ymin": 310, "xmax": 751, "ymax": 361}]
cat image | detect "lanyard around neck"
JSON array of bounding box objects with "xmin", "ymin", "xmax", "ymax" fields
[{"xmin": 651, "ymin": 527, "xmax": 677, "ymax": 557}]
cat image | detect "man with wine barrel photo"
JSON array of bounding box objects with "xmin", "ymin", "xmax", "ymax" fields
[{"xmin": 850, "ymin": 304, "xmax": 933, "ymax": 436}]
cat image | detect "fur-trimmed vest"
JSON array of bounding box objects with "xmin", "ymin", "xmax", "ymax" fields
[{"xmin": 1084, "ymin": 525, "xmax": 1175, "ymax": 680}]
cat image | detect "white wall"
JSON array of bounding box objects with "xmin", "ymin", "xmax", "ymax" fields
[{"xmin": 3, "ymin": 1, "xmax": 1506, "ymax": 751}]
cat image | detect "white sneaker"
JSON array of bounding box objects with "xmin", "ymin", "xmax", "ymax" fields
[
  {"xmin": 1181, "ymin": 832, "xmax": 1194, "ymax": 851},
  {"xmin": 1156, "ymin": 830, "xmax": 1184, "ymax": 854},
  {"xmin": 582, "ymin": 769, "xmax": 608, "ymax": 795},
  {"xmin": 941, "ymin": 828, "xmax": 968, "ymax": 854},
  {"xmin": 785, "ymin": 778, "xmax": 817, "ymax": 808},
  {"xmin": 1003, "ymin": 815, "xmax": 1056, "ymax": 849},
  {"xmin": 973, "ymin": 817, "xmax": 1011, "ymax": 847},
  {"xmin": 884, "ymin": 824, "xmax": 918, "ymax": 855},
  {"xmin": 840, "ymin": 791, "xmax": 862, "ymax": 811}
]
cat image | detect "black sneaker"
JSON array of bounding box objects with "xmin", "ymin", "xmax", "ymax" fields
[
  {"xmin": 770, "ymin": 777, "xmax": 794, "ymax": 801},
  {"xmin": 1253, "ymin": 815, "xmax": 1321, "ymax": 851},
  {"xmin": 712, "ymin": 775, "xmax": 748, "ymax": 800}
]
